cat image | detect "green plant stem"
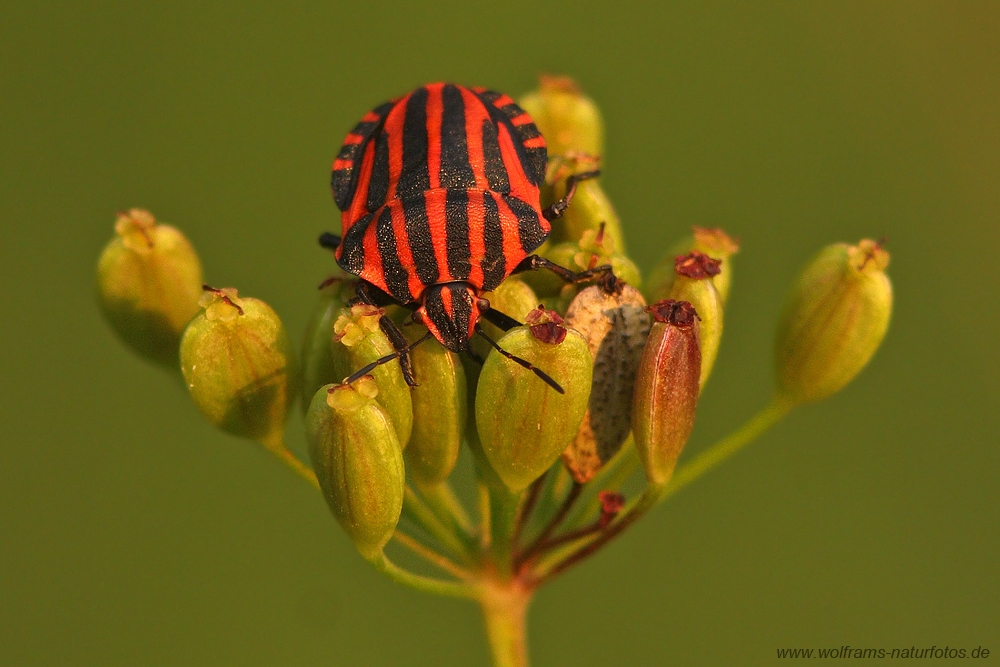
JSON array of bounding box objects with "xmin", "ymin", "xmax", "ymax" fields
[
  {"xmin": 260, "ymin": 437, "xmax": 319, "ymax": 490},
  {"xmin": 532, "ymin": 483, "xmax": 666, "ymax": 585},
  {"xmin": 369, "ymin": 551, "xmax": 479, "ymax": 599},
  {"xmin": 391, "ymin": 531, "xmax": 471, "ymax": 580},
  {"xmin": 661, "ymin": 398, "xmax": 793, "ymax": 501},
  {"xmin": 416, "ymin": 480, "xmax": 475, "ymax": 541},
  {"xmin": 515, "ymin": 482, "xmax": 582, "ymax": 567},
  {"xmin": 564, "ymin": 441, "xmax": 639, "ymax": 530},
  {"xmin": 530, "ymin": 398, "xmax": 794, "ymax": 583},
  {"xmin": 488, "ymin": 484, "xmax": 521, "ymax": 578},
  {"xmin": 480, "ymin": 580, "xmax": 532, "ymax": 667},
  {"xmin": 402, "ymin": 486, "xmax": 473, "ymax": 562},
  {"xmin": 478, "ymin": 482, "xmax": 492, "ymax": 550},
  {"xmin": 511, "ymin": 473, "xmax": 546, "ymax": 547}
]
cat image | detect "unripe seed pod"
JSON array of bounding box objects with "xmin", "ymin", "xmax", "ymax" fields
[
  {"xmin": 775, "ymin": 239, "xmax": 892, "ymax": 405},
  {"xmin": 332, "ymin": 304, "xmax": 413, "ymax": 448},
  {"xmin": 647, "ymin": 227, "xmax": 740, "ymax": 306},
  {"xmin": 561, "ymin": 284, "xmax": 651, "ymax": 483},
  {"xmin": 180, "ymin": 287, "xmax": 295, "ymax": 446},
  {"xmin": 97, "ymin": 209, "xmax": 203, "ymax": 369},
  {"xmin": 549, "ymin": 176, "xmax": 626, "ymax": 254},
  {"xmin": 405, "ymin": 336, "xmax": 467, "ymax": 485},
  {"xmin": 307, "ymin": 378, "xmax": 404, "ymax": 560},
  {"xmin": 475, "ymin": 309, "xmax": 593, "ymax": 492},
  {"xmin": 470, "ymin": 277, "xmax": 540, "ymax": 361},
  {"xmin": 300, "ymin": 279, "xmax": 354, "ymax": 413},
  {"xmin": 519, "ymin": 75, "xmax": 603, "ymax": 158},
  {"xmin": 632, "ymin": 300, "xmax": 701, "ymax": 487},
  {"xmin": 667, "ymin": 252, "xmax": 724, "ymax": 389}
]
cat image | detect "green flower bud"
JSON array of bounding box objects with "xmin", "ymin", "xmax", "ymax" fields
[
  {"xmin": 332, "ymin": 305, "xmax": 413, "ymax": 448},
  {"xmin": 180, "ymin": 287, "xmax": 295, "ymax": 446},
  {"xmin": 775, "ymin": 239, "xmax": 892, "ymax": 405},
  {"xmin": 519, "ymin": 75, "xmax": 603, "ymax": 157},
  {"xmin": 666, "ymin": 252, "xmax": 724, "ymax": 389},
  {"xmin": 300, "ymin": 278, "xmax": 354, "ymax": 413},
  {"xmin": 405, "ymin": 336, "xmax": 467, "ymax": 485},
  {"xmin": 307, "ymin": 378, "xmax": 404, "ymax": 559},
  {"xmin": 470, "ymin": 277, "xmax": 540, "ymax": 361},
  {"xmin": 475, "ymin": 308, "xmax": 593, "ymax": 492},
  {"xmin": 561, "ymin": 284, "xmax": 650, "ymax": 483},
  {"xmin": 647, "ymin": 227, "xmax": 740, "ymax": 305},
  {"xmin": 549, "ymin": 173, "xmax": 627, "ymax": 254},
  {"xmin": 632, "ymin": 300, "xmax": 701, "ymax": 487},
  {"xmin": 97, "ymin": 209, "xmax": 203, "ymax": 369}
]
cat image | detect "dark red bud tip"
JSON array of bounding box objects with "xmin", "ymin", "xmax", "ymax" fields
[
  {"xmin": 674, "ymin": 251, "xmax": 722, "ymax": 279},
  {"xmin": 597, "ymin": 490, "xmax": 626, "ymax": 526},
  {"xmin": 525, "ymin": 306, "xmax": 568, "ymax": 344},
  {"xmin": 647, "ymin": 300, "xmax": 699, "ymax": 327}
]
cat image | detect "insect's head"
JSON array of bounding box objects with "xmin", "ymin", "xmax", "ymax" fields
[{"xmin": 414, "ymin": 282, "xmax": 482, "ymax": 352}]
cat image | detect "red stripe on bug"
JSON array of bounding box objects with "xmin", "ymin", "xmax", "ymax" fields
[
  {"xmin": 343, "ymin": 133, "xmax": 364, "ymax": 145},
  {"xmin": 426, "ymin": 83, "xmax": 444, "ymax": 190},
  {"xmin": 510, "ymin": 113, "xmax": 533, "ymax": 126},
  {"xmin": 390, "ymin": 203, "xmax": 424, "ymax": 299},
  {"xmin": 343, "ymin": 140, "xmax": 377, "ymax": 238},
  {"xmin": 360, "ymin": 218, "xmax": 385, "ymax": 292},
  {"xmin": 493, "ymin": 94, "xmax": 516, "ymax": 108},
  {"xmin": 332, "ymin": 158, "xmax": 353, "ymax": 171},
  {"xmin": 361, "ymin": 111, "xmax": 380, "ymax": 122},
  {"xmin": 495, "ymin": 194, "xmax": 526, "ymax": 275},
  {"xmin": 495, "ymin": 123, "xmax": 538, "ymax": 205},
  {"xmin": 440, "ymin": 282, "xmax": 454, "ymax": 318},
  {"xmin": 459, "ymin": 87, "xmax": 490, "ymax": 190},
  {"xmin": 424, "ymin": 189, "xmax": 454, "ymax": 283},
  {"xmin": 466, "ymin": 194, "xmax": 486, "ymax": 288},
  {"xmin": 384, "ymin": 93, "xmax": 410, "ymax": 200},
  {"xmin": 522, "ymin": 136, "xmax": 546, "ymax": 148}
]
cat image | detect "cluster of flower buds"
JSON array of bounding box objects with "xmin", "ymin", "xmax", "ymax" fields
[
  {"xmin": 96, "ymin": 77, "xmax": 895, "ymax": 660},
  {"xmin": 97, "ymin": 212, "xmax": 297, "ymax": 457}
]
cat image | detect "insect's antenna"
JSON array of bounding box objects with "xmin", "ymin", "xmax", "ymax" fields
[
  {"xmin": 474, "ymin": 325, "xmax": 564, "ymax": 394},
  {"xmin": 342, "ymin": 331, "xmax": 433, "ymax": 386}
]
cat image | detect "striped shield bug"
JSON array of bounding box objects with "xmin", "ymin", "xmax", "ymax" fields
[{"xmin": 320, "ymin": 83, "xmax": 614, "ymax": 393}]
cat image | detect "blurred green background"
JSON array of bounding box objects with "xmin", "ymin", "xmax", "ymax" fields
[{"xmin": 2, "ymin": 1, "xmax": 998, "ymax": 665}]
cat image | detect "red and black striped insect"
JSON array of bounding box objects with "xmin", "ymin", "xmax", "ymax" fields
[{"xmin": 320, "ymin": 82, "xmax": 610, "ymax": 392}]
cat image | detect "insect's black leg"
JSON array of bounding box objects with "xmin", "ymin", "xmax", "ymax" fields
[
  {"xmin": 513, "ymin": 254, "xmax": 613, "ymax": 284},
  {"xmin": 478, "ymin": 300, "xmax": 523, "ymax": 332},
  {"xmin": 542, "ymin": 169, "xmax": 601, "ymax": 222},
  {"xmin": 318, "ymin": 232, "xmax": 341, "ymax": 251},
  {"xmin": 353, "ymin": 282, "xmax": 419, "ymax": 387},
  {"xmin": 474, "ymin": 324, "xmax": 564, "ymax": 394}
]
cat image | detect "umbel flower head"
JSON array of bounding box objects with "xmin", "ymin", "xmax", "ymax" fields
[{"xmin": 96, "ymin": 76, "xmax": 896, "ymax": 667}]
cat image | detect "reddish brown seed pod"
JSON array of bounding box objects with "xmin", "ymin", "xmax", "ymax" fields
[{"xmin": 632, "ymin": 300, "xmax": 702, "ymax": 487}]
